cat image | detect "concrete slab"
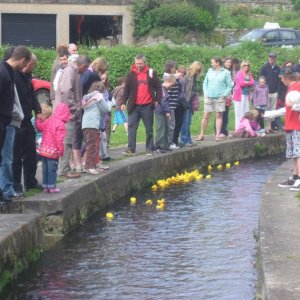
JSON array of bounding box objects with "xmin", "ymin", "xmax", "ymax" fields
[{"xmin": 260, "ymin": 160, "xmax": 300, "ymax": 299}]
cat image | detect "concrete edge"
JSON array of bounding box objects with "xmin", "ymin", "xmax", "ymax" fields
[{"xmin": 259, "ymin": 160, "xmax": 300, "ymax": 300}]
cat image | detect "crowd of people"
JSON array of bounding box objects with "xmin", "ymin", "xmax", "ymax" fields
[{"xmin": 1, "ymin": 45, "xmax": 300, "ymax": 203}]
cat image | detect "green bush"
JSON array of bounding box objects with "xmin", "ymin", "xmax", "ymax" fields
[
  {"xmin": 151, "ymin": 4, "xmax": 196, "ymax": 30},
  {"xmin": 17, "ymin": 44, "xmax": 300, "ymax": 89},
  {"xmin": 291, "ymin": 0, "xmax": 300, "ymax": 10},
  {"xmin": 196, "ymin": 8, "xmax": 215, "ymax": 30},
  {"xmin": 231, "ymin": 4, "xmax": 250, "ymax": 17},
  {"xmin": 132, "ymin": 0, "xmax": 160, "ymax": 37},
  {"xmin": 188, "ymin": 0, "xmax": 219, "ymax": 18}
]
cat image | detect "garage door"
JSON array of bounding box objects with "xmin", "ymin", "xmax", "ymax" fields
[{"xmin": 2, "ymin": 14, "xmax": 56, "ymax": 48}]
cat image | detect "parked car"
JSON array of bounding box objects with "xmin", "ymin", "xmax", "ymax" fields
[
  {"xmin": 32, "ymin": 78, "xmax": 51, "ymax": 105},
  {"xmin": 228, "ymin": 28, "xmax": 300, "ymax": 47}
]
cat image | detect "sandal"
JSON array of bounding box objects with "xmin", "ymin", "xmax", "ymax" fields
[
  {"xmin": 215, "ymin": 136, "xmax": 225, "ymax": 141},
  {"xmin": 195, "ymin": 136, "xmax": 204, "ymax": 141}
]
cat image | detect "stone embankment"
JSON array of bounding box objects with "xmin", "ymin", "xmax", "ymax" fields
[{"xmin": 0, "ymin": 133, "xmax": 289, "ymax": 295}]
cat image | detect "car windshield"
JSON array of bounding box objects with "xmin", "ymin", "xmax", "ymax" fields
[{"xmin": 240, "ymin": 30, "xmax": 264, "ymax": 41}]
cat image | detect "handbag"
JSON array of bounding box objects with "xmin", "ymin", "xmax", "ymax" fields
[{"xmin": 180, "ymin": 97, "xmax": 190, "ymax": 110}]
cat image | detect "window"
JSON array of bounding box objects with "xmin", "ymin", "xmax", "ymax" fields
[
  {"xmin": 280, "ymin": 30, "xmax": 297, "ymax": 41},
  {"xmin": 263, "ymin": 31, "xmax": 279, "ymax": 42}
]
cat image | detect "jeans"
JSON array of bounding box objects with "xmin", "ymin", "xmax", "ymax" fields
[
  {"xmin": 173, "ymin": 105, "xmax": 184, "ymax": 146},
  {"xmin": 41, "ymin": 156, "xmax": 58, "ymax": 188},
  {"xmin": 180, "ymin": 103, "xmax": 193, "ymax": 145},
  {"xmin": 100, "ymin": 130, "xmax": 108, "ymax": 159},
  {"xmin": 128, "ymin": 104, "xmax": 154, "ymax": 152},
  {"xmin": 0, "ymin": 125, "xmax": 16, "ymax": 197}
]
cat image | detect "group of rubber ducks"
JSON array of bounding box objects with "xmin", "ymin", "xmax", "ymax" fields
[{"xmin": 105, "ymin": 161, "xmax": 240, "ymax": 221}]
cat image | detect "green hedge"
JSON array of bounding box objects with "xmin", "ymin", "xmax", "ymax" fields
[{"xmin": 3, "ymin": 43, "xmax": 300, "ymax": 89}]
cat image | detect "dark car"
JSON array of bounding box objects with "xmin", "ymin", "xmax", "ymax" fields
[
  {"xmin": 32, "ymin": 78, "xmax": 51, "ymax": 105},
  {"xmin": 228, "ymin": 28, "xmax": 300, "ymax": 47}
]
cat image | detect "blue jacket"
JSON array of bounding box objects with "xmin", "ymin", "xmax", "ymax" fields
[{"xmin": 155, "ymin": 86, "xmax": 170, "ymax": 115}]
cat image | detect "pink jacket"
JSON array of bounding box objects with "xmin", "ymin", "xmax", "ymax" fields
[
  {"xmin": 233, "ymin": 70, "xmax": 255, "ymax": 101},
  {"xmin": 236, "ymin": 118, "xmax": 256, "ymax": 137},
  {"xmin": 36, "ymin": 103, "xmax": 70, "ymax": 159}
]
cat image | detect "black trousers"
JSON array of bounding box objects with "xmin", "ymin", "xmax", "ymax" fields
[{"xmin": 13, "ymin": 124, "xmax": 38, "ymax": 192}]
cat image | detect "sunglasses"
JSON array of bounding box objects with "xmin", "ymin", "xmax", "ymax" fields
[{"xmin": 243, "ymin": 64, "xmax": 250, "ymax": 67}]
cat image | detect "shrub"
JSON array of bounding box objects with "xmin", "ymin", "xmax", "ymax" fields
[
  {"xmin": 132, "ymin": 0, "xmax": 160, "ymax": 37},
  {"xmin": 291, "ymin": 0, "xmax": 300, "ymax": 10},
  {"xmin": 188, "ymin": 0, "xmax": 219, "ymax": 18},
  {"xmin": 195, "ymin": 8, "xmax": 215, "ymax": 31},
  {"xmin": 151, "ymin": 4, "xmax": 196, "ymax": 30},
  {"xmin": 231, "ymin": 4, "xmax": 250, "ymax": 17}
]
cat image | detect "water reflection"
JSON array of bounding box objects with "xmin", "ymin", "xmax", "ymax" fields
[{"xmin": 5, "ymin": 157, "xmax": 284, "ymax": 300}]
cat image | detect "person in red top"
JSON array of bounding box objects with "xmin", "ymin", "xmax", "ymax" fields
[
  {"xmin": 277, "ymin": 68, "xmax": 300, "ymax": 190},
  {"xmin": 120, "ymin": 54, "xmax": 162, "ymax": 156},
  {"xmin": 36, "ymin": 103, "xmax": 70, "ymax": 193}
]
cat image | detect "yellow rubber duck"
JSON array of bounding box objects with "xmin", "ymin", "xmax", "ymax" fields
[
  {"xmin": 157, "ymin": 199, "xmax": 166, "ymax": 205},
  {"xmin": 217, "ymin": 164, "xmax": 223, "ymax": 171},
  {"xmin": 226, "ymin": 162, "xmax": 231, "ymax": 168},
  {"xmin": 106, "ymin": 212, "xmax": 114, "ymax": 219},
  {"xmin": 130, "ymin": 197, "xmax": 137, "ymax": 204},
  {"xmin": 208, "ymin": 164, "xmax": 213, "ymax": 171},
  {"xmin": 151, "ymin": 184, "xmax": 158, "ymax": 191},
  {"xmin": 145, "ymin": 199, "xmax": 153, "ymax": 205},
  {"xmin": 234, "ymin": 161, "xmax": 240, "ymax": 166},
  {"xmin": 206, "ymin": 174, "xmax": 212, "ymax": 179},
  {"xmin": 156, "ymin": 203, "xmax": 165, "ymax": 210}
]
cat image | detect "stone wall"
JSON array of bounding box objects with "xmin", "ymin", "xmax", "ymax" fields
[{"xmin": 217, "ymin": 0, "xmax": 291, "ymax": 4}]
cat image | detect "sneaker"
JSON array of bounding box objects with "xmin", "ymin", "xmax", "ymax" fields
[
  {"xmin": 278, "ymin": 177, "xmax": 295, "ymax": 188},
  {"xmin": 155, "ymin": 149, "xmax": 166, "ymax": 154},
  {"xmin": 96, "ymin": 163, "xmax": 110, "ymax": 170},
  {"xmin": 83, "ymin": 168, "xmax": 100, "ymax": 175},
  {"xmin": 43, "ymin": 188, "xmax": 50, "ymax": 193},
  {"xmin": 146, "ymin": 150, "xmax": 154, "ymax": 156},
  {"xmin": 290, "ymin": 179, "xmax": 300, "ymax": 191},
  {"xmin": 49, "ymin": 188, "xmax": 60, "ymax": 193},
  {"xmin": 170, "ymin": 143, "xmax": 179, "ymax": 150},
  {"xmin": 122, "ymin": 149, "xmax": 135, "ymax": 156}
]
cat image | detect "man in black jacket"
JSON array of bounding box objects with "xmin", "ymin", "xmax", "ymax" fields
[
  {"xmin": 260, "ymin": 52, "xmax": 281, "ymax": 132},
  {"xmin": 0, "ymin": 46, "xmax": 32, "ymax": 200},
  {"xmin": 13, "ymin": 54, "xmax": 42, "ymax": 193}
]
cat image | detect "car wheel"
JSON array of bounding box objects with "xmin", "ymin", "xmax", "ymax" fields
[{"xmin": 35, "ymin": 88, "xmax": 51, "ymax": 106}]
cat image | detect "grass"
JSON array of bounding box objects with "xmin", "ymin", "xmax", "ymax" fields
[{"xmin": 109, "ymin": 104, "xmax": 235, "ymax": 147}]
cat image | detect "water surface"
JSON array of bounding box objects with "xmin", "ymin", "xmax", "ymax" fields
[{"xmin": 4, "ymin": 156, "xmax": 284, "ymax": 300}]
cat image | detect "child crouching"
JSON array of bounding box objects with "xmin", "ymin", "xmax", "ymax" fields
[
  {"xmin": 35, "ymin": 103, "xmax": 70, "ymax": 193},
  {"xmin": 234, "ymin": 109, "xmax": 265, "ymax": 138}
]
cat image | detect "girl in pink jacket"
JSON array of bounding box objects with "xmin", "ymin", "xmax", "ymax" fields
[
  {"xmin": 36, "ymin": 103, "xmax": 70, "ymax": 193},
  {"xmin": 233, "ymin": 60, "xmax": 255, "ymax": 130},
  {"xmin": 235, "ymin": 110, "xmax": 265, "ymax": 138}
]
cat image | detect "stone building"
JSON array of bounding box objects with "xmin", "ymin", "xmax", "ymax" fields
[{"xmin": 0, "ymin": 0, "xmax": 134, "ymax": 48}]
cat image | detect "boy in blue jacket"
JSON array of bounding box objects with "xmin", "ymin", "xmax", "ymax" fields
[{"xmin": 155, "ymin": 74, "xmax": 176, "ymax": 153}]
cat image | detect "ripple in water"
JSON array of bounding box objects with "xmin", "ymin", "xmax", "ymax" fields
[{"xmin": 4, "ymin": 156, "xmax": 284, "ymax": 300}]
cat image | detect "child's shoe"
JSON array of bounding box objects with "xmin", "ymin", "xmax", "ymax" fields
[
  {"xmin": 49, "ymin": 188, "xmax": 60, "ymax": 193},
  {"xmin": 43, "ymin": 188, "xmax": 50, "ymax": 193}
]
